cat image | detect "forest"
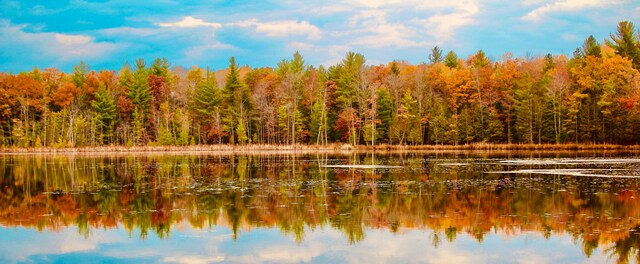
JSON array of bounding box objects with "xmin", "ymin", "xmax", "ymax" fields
[{"xmin": 2, "ymin": 21, "xmax": 640, "ymax": 147}]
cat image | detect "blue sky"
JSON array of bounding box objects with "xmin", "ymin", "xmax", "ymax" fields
[{"xmin": 1, "ymin": 0, "xmax": 639, "ymax": 72}]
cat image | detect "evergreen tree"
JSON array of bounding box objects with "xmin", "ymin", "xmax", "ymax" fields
[
  {"xmin": 606, "ymin": 21, "xmax": 640, "ymax": 69},
  {"xmin": 471, "ymin": 50, "xmax": 490, "ymax": 67},
  {"xmin": 193, "ymin": 69, "xmax": 221, "ymax": 119},
  {"xmin": 485, "ymin": 108, "xmax": 504, "ymax": 142},
  {"xmin": 91, "ymin": 84, "xmax": 117, "ymax": 143},
  {"xmin": 150, "ymin": 58, "xmax": 171, "ymax": 83},
  {"xmin": 458, "ymin": 107, "xmax": 475, "ymax": 144},
  {"xmin": 445, "ymin": 51, "xmax": 459, "ymax": 68},
  {"xmin": 72, "ymin": 61, "xmax": 88, "ymax": 88},
  {"xmin": 128, "ymin": 59, "xmax": 152, "ymax": 112},
  {"xmin": 333, "ymin": 52, "xmax": 365, "ymax": 109},
  {"xmin": 222, "ymin": 57, "xmax": 250, "ymax": 144},
  {"xmin": 276, "ymin": 52, "xmax": 306, "ymax": 144},
  {"xmin": 236, "ymin": 117, "xmax": 248, "ymax": 144},
  {"xmin": 581, "ymin": 35, "xmax": 602, "ymax": 58},
  {"xmin": 429, "ymin": 46, "xmax": 444, "ymax": 64},
  {"xmin": 131, "ymin": 107, "xmax": 145, "ymax": 145},
  {"xmin": 277, "ymin": 105, "xmax": 289, "ymax": 143},
  {"xmin": 376, "ymin": 88, "xmax": 393, "ymax": 143},
  {"xmin": 157, "ymin": 125, "xmax": 174, "ymax": 145},
  {"xmin": 118, "ymin": 63, "xmax": 134, "ymax": 89}
]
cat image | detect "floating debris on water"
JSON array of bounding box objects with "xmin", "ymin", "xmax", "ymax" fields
[
  {"xmin": 321, "ymin": 164, "xmax": 404, "ymax": 169},
  {"xmin": 486, "ymin": 168, "xmax": 640, "ymax": 178}
]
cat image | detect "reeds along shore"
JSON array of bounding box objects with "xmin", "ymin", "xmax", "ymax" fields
[{"xmin": 1, "ymin": 143, "xmax": 640, "ymax": 154}]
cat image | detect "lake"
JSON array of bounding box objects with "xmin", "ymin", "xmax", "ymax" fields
[{"xmin": 1, "ymin": 151, "xmax": 640, "ymax": 263}]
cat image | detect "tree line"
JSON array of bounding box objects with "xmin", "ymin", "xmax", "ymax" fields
[{"xmin": 2, "ymin": 21, "xmax": 640, "ymax": 147}]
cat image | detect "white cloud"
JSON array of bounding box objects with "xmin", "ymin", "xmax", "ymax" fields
[
  {"xmin": 229, "ymin": 19, "xmax": 321, "ymax": 40},
  {"xmin": 288, "ymin": 42, "xmax": 314, "ymax": 50},
  {"xmin": 284, "ymin": 42, "xmax": 349, "ymax": 66},
  {"xmin": 412, "ymin": 1, "xmax": 479, "ymax": 42},
  {"xmin": 158, "ymin": 16, "xmax": 222, "ymax": 29},
  {"xmin": 320, "ymin": 45, "xmax": 350, "ymax": 66},
  {"xmin": 162, "ymin": 255, "xmax": 225, "ymax": 264},
  {"xmin": 561, "ymin": 33, "xmax": 579, "ymax": 41},
  {"xmin": 346, "ymin": 0, "xmax": 476, "ymax": 10},
  {"xmin": 0, "ymin": 20, "xmax": 119, "ymax": 62},
  {"xmin": 306, "ymin": 5, "xmax": 352, "ymax": 16},
  {"xmin": 253, "ymin": 244, "xmax": 326, "ymax": 263},
  {"xmin": 323, "ymin": 45, "xmax": 350, "ymax": 66},
  {"xmin": 184, "ymin": 42, "xmax": 236, "ymax": 60},
  {"xmin": 522, "ymin": 0, "xmax": 553, "ymax": 5},
  {"xmin": 99, "ymin": 27, "xmax": 160, "ymax": 37},
  {"xmin": 348, "ymin": 10, "xmax": 386, "ymax": 27},
  {"xmin": 328, "ymin": 1, "xmax": 479, "ymax": 48},
  {"xmin": 346, "ymin": 10, "xmax": 429, "ymax": 48},
  {"xmin": 347, "ymin": 0, "xmax": 397, "ymax": 8},
  {"xmin": 54, "ymin": 33, "xmax": 93, "ymax": 45},
  {"xmin": 522, "ymin": 0, "xmax": 613, "ymax": 21}
]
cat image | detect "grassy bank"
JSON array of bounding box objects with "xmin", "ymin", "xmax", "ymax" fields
[
  {"xmin": 2, "ymin": 143, "xmax": 640, "ymax": 154},
  {"xmin": 0, "ymin": 144, "xmax": 347, "ymax": 154},
  {"xmin": 358, "ymin": 143, "xmax": 640, "ymax": 151}
]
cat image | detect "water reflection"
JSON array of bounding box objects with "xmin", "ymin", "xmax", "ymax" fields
[{"xmin": 1, "ymin": 152, "xmax": 640, "ymax": 263}]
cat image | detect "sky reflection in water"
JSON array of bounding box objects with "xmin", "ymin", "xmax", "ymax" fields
[{"xmin": 0, "ymin": 226, "xmax": 608, "ymax": 263}]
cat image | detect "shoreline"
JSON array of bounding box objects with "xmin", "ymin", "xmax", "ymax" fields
[{"xmin": 2, "ymin": 143, "xmax": 640, "ymax": 154}]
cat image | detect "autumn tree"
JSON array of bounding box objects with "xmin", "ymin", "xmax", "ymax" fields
[
  {"xmin": 2, "ymin": 20, "xmax": 640, "ymax": 147},
  {"xmin": 330, "ymin": 52, "xmax": 366, "ymax": 143}
]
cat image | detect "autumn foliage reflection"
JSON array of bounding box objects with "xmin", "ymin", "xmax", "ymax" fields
[{"xmin": 1, "ymin": 154, "xmax": 640, "ymax": 262}]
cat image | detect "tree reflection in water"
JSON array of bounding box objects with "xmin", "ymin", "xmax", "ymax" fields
[{"xmin": 1, "ymin": 152, "xmax": 640, "ymax": 262}]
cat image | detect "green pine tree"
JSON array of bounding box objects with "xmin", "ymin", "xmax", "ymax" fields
[
  {"xmin": 158, "ymin": 125, "xmax": 174, "ymax": 145},
  {"xmin": 376, "ymin": 88, "xmax": 393, "ymax": 143},
  {"xmin": 222, "ymin": 57, "xmax": 248, "ymax": 143},
  {"xmin": 193, "ymin": 69, "xmax": 222, "ymax": 119},
  {"xmin": 485, "ymin": 108, "xmax": 504, "ymax": 143},
  {"xmin": 429, "ymin": 46, "xmax": 444, "ymax": 64},
  {"xmin": 128, "ymin": 59, "xmax": 152, "ymax": 112},
  {"xmin": 445, "ymin": 51, "xmax": 459, "ymax": 68},
  {"xmin": 151, "ymin": 58, "xmax": 172, "ymax": 83},
  {"xmin": 91, "ymin": 84, "xmax": 117, "ymax": 144},
  {"xmin": 606, "ymin": 21, "xmax": 640, "ymax": 69},
  {"xmin": 131, "ymin": 107, "xmax": 145, "ymax": 145},
  {"xmin": 236, "ymin": 117, "xmax": 248, "ymax": 144}
]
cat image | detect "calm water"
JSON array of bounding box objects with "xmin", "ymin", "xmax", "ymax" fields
[{"xmin": 1, "ymin": 151, "xmax": 640, "ymax": 263}]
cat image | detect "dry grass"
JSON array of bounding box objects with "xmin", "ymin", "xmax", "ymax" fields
[
  {"xmin": 1, "ymin": 143, "xmax": 640, "ymax": 154},
  {"xmin": 359, "ymin": 143, "xmax": 639, "ymax": 151},
  {"xmin": 0, "ymin": 143, "xmax": 351, "ymax": 154}
]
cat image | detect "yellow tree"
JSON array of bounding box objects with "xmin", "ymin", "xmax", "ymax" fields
[
  {"xmin": 443, "ymin": 65, "xmax": 474, "ymax": 145},
  {"xmin": 546, "ymin": 55, "xmax": 570, "ymax": 143},
  {"xmin": 598, "ymin": 54, "xmax": 639, "ymax": 142},
  {"xmin": 491, "ymin": 53, "xmax": 521, "ymax": 143}
]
